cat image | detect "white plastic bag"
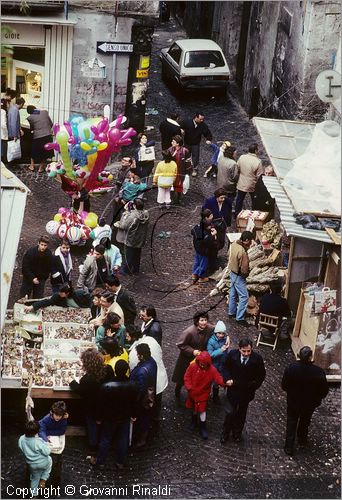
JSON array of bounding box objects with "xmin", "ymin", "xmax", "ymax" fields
[
  {"xmin": 183, "ymin": 174, "xmax": 190, "ymax": 194},
  {"xmin": 140, "ymin": 146, "xmax": 155, "ymax": 162},
  {"xmin": 7, "ymin": 139, "xmax": 21, "ymax": 162}
]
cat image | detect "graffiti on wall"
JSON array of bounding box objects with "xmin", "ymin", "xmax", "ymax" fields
[{"xmin": 70, "ymin": 80, "xmax": 127, "ymax": 115}]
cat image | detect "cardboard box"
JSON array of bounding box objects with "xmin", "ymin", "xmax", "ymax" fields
[{"xmin": 236, "ymin": 210, "xmax": 270, "ymax": 231}]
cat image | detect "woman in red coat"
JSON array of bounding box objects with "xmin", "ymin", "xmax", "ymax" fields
[
  {"xmin": 184, "ymin": 351, "xmax": 226, "ymax": 440},
  {"xmin": 167, "ymin": 135, "xmax": 191, "ymax": 205}
]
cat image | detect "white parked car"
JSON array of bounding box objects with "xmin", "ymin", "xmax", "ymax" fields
[{"xmin": 160, "ymin": 39, "xmax": 230, "ymax": 92}]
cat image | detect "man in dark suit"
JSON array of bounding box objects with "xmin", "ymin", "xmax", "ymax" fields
[
  {"xmin": 179, "ymin": 112, "xmax": 213, "ymax": 177},
  {"xmin": 220, "ymin": 337, "xmax": 266, "ymax": 443},
  {"xmin": 281, "ymin": 346, "xmax": 329, "ymax": 456},
  {"xmin": 105, "ymin": 276, "xmax": 137, "ymax": 325},
  {"xmin": 139, "ymin": 305, "xmax": 162, "ymax": 345}
]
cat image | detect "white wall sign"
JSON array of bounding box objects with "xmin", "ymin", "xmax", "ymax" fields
[
  {"xmin": 1, "ymin": 23, "xmax": 45, "ymax": 47},
  {"xmin": 80, "ymin": 58, "xmax": 106, "ymax": 79},
  {"xmin": 315, "ymin": 70, "xmax": 341, "ymax": 103}
]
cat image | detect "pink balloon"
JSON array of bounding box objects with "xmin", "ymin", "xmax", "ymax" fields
[
  {"xmin": 58, "ymin": 207, "xmax": 68, "ymax": 215},
  {"xmin": 120, "ymin": 127, "xmax": 136, "ymax": 140},
  {"xmin": 108, "ymin": 128, "xmax": 121, "ymax": 144},
  {"xmin": 64, "ymin": 121, "xmax": 72, "ymax": 137},
  {"xmin": 44, "ymin": 142, "xmax": 60, "ymax": 152},
  {"xmin": 118, "ymin": 138, "xmax": 132, "ymax": 146},
  {"xmin": 98, "ymin": 118, "xmax": 109, "ymax": 133},
  {"xmin": 112, "ymin": 115, "xmax": 124, "ymax": 128},
  {"xmin": 53, "ymin": 124, "xmax": 60, "ymax": 135},
  {"xmin": 98, "ymin": 132, "xmax": 108, "ymax": 142}
]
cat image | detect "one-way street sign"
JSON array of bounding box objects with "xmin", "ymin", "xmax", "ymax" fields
[{"xmin": 97, "ymin": 42, "xmax": 134, "ymax": 54}]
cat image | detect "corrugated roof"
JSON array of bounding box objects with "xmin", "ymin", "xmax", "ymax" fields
[
  {"xmin": 1, "ymin": 165, "xmax": 30, "ymax": 329},
  {"xmin": 252, "ymin": 117, "xmax": 341, "ymax": 244},
  {"xmin": 253, "ymin": 117, "xmax": 316, "ymax": 180},
  {"xmin": 262, "ymin": 176, "xmax": 334, "ymax": 244}
]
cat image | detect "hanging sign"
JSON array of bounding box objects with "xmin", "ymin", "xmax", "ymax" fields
[{"xmin": 136, "ymin": 69, "xmax": 149, "ymax": 78}]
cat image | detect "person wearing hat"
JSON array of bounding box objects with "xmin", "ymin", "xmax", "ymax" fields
[
  {"xmin": 184, "ymin": 351, "xmax": 226, "ymax": 439},
  {"xmin": 281, "ymin": 346, "xmax": 329, "ymax": 456},
  {"xmin": 207, "ymin": 320, "xmax": 230, "ymax": 403},
  {"xmin": 204, "ymin": 140, "xmax": 231, "ymax": 179}
]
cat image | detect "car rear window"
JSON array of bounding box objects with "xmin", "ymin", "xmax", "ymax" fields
[{"xmin": 183, "ymin": 50, "xmax": 225, "ymax": 68}]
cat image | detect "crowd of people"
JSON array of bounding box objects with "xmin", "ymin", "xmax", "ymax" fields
[{"xmin": 12, "ymin": 106, "xmax": 330, "ymax": 494}]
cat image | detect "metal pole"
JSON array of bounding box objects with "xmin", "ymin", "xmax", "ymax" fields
[{"xmin": 110, "ymin": 53, "xmax": 116, "ymax": 120}]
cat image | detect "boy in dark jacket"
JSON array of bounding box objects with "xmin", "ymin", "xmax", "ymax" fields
[
  {"xmin": 20, "ymin": 235, "xmax": 53, "ymax": 299},
  {"xmin": 191, "ymin": 209, "xmax": 218, "ymax": 283},
  {"xmin": 39, "ymin": 401, "xmax": 68, "ymax": 443}
]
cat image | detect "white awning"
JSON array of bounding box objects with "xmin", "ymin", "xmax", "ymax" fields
[
  {"xmin": 1, "ymin": 164, "xmax": 30, "ymax": 329},
  {"xmin": 2, "ymin": 13, "xmax": 77, "ymax": 25},
  {"xmin": 253, "ymin": 117, "xmax": 340, "ymax": 244}
]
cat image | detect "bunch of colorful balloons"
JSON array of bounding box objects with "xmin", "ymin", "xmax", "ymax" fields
[
  {"xmin": 44, "ymin": 114, "xmax": 136, "ymax": 193},
  {"xmin": 45, "ymin": 208, "xmax": 99, "ymax": 246}
]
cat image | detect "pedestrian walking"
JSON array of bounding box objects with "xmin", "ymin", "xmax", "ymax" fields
[
  {"xmin": 203, "ymin": 140, "xmax": 231, "ymax": 178},
  {"xmin": 50, "ymin": 239, "xmax": 73, "ymax": 293},
  {"xmin": 128, "ymin": 329, "xmax": 168, "ymax": 425},
  {"xmin": 172, "ymin": 311, "xmax": 214, "ymax": 399},
  {"xmin": 179, "ymin": 112, "xmax": 213, "ymax": 177},
  {"xmin": 7, "ymin": 96, "xmax": 25, "ymax": 141},
  {"xmin": 159, "ymin": 112, "xmax": 182, "ymax": 150},
  {"xmin": 227, "ymin": 231, "xmax": 253, "ymax": 326},
  {"xmin": 20, "ymin": 235, "xmax": 53, "ymax": 300},
  {"xmin": 26, "ymin": 105, "xmax": 53, "ymax": 173},
  {"xmin": 134, "ymin": 132, "xmax": 156, "ymax": 182},
  {"xmin": 1, "ymin": 98, "xmax": 9, "ymax": 163},
  {"xmin": 235, "ymin": 143, "xmax": 263, "ymax": 216},
  {"xmin": 152, "ymin": 150, "xmax": 177, "ymax": 209},
  {"xmin": 220, "ymin": 337, "xmax": 266, "ymax": 444},
  {"xmin": 113, "ymin": 198, "xmax": 149, "ymax": 276},
  {"xmin": 93, "ymin": 359, "xmax": 139, "ymax": 469},
  {"xmin": 184, "ymin": 351, "xmax": 226, "ymax": 439},
  {"xmin": 167, "ymin": 135, "xmax": 191, "ymax": 205},
  {"xmin": 191, "ymin": 209, "xmax": 219, "ymax": 282},
  {"xmin": 207, "ymin": 320, "xmax": 230, "ymax": 403},
  {"xmin": 130, "ymin": 343, "xmax": 158, "ymax": 448},
  {"xmin": 217, "ymin": 146, "xmax": 239, "ymax": 204},
  {"xmin": 281, "ymin": 346, "xmax": 329, "ymax": 456},
  {"xmin": 18, "ymin": 420, "xmax": 52, "ymax": 496}
]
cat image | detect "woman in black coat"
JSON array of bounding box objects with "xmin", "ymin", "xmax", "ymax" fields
[{"xmin": 69, "ymin": 349, "xmax": 113, "ymax": 454}]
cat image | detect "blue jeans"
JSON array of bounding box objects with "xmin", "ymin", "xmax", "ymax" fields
[
  {"xmin": 228, "ymin": 272, "xmax": 249, "ymax": 321},
  {"xmin": 192, "ymin": 253, "xmax": 209, "ymax": 277},
  {"xmin": 96, "ymin": 419, "xmax": 130, "ymax": 465}
]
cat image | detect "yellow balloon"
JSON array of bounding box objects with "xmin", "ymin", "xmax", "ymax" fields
[
  {"xmin": 54, "ymin": 213, "xmax": 62, "ymax": 222},
  {"xmin": 108, "ymin": 174, "xmax": 113, "ymax": 181},
  {"xmin": 87, "ymin": 152, "xmax": 97, "ymax": 172},
  {"xmin": 97, "ymin": 142, "xmax": 108, "ymax": 151},
  {"xmin": 80, "ymin": 141, "xmax": 92, "ymax": 151},
  {"xmin": 85, "ymin": 213, "xmax": 98, "ymax": 228}
]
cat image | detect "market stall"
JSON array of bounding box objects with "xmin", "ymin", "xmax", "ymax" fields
[
  {"xmin": 253, "ymin": 117, "xmax": 341, "ymax": 378},
  {"xmin": 2, "ymin": 304, "xmax": 94, "ymax": 401}
]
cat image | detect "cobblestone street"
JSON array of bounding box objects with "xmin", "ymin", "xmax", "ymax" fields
[{"xmin": 2, "ymin": 16, "xmax": 341, "ymax": 500}]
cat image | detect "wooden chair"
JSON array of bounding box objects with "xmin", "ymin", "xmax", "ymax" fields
[{"xmin": 256, "ymin": 313, "xmax": 281, "ymax": 350}]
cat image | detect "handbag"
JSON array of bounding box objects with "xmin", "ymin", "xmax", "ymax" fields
[
  {"xmin": 314, "ymin": 287, "xmax": 337, "ymax": 314},
  {"xmin": 183, "ymin": 174, "xmax": 190, "ymax": 194},
  {"xmin": 7, "ymin": 139, "xmax": 21, "ymax": 162}
]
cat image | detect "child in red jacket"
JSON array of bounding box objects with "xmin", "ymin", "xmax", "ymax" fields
[{"xmin": 184, "ymin": 351, "xmax": 226, "ymax": 440}]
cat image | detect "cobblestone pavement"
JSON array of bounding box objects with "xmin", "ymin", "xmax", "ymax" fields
[{"xmin": 2, "ymin": 17, "xmax": 341, "ymax": 500}]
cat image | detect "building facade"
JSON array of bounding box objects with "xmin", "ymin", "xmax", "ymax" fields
[
  {"xmin": 1, "ymin": 0, "xmax": 159, "ymax": 130},
  {"xmin": 180, "ymin": 0, "xmax": 341, "ymax": 121}
]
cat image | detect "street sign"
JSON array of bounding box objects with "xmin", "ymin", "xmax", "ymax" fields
[
  {"xmin": 97, "ymin": 41, "xmax": 133, "ymax": 54},
  {"xmin": 136, "ymin": 69, "xmax": 149, "ymax": 78},
  {"xmin": 315, "ymin": 70, "xmax": 341, "ymax": 103}
]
